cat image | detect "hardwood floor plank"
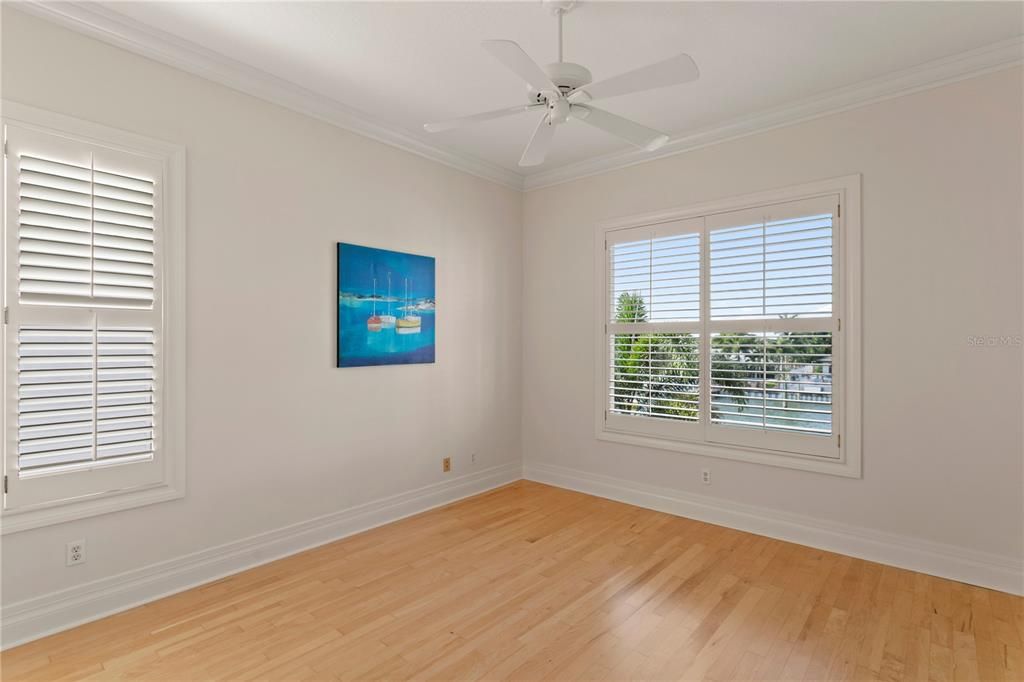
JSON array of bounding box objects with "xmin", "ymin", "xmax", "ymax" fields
[{"xmin": 2, "ymin": 481, "xmax": 1019, "ymax": 681}]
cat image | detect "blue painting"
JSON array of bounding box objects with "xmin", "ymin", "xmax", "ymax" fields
[{"xmin": 337, "ymin": 243, "xmax": 436, "ymax": 367}]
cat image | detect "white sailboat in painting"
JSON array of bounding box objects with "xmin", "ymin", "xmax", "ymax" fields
[
  {"xmin": 366, "ymin": 274, "xmax": 382, "ymax": 332},
  {"xmin": 379, "ymin": 272, "xmax": 396, "ymax": 329},
  {"xmin": 396, "ymin": 278, "xmax": 422, "ymax": 335}
]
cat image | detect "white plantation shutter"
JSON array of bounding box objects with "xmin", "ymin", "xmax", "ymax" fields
[
  {"xmin": 605, "ymin": 218, "xmax": 703, "ymax": 441},
  {"xmin": 15, "ymin": 322, "xmax": 158, "ymax": 479},
  {"xmin": 704, "ymin": 197, "xmax": 838, "ymax": 458},
  {"xmin": 4, "ymin": 120, "xmax": 176, "ymax": 515},
  {"xmin": 18, "ymin": 155, "xmax": 156, "ymax": 307},
  {"xmin": 709, "ymin": 204, "xmax": 833, "ymax": 320},
  {"xmin": 709, "ymin": 331, "xmax": 833, "ymax": 432},
  {"xmin": 609, "ymin": 231, "xmax": 701, "ymax": 323},
  {"xmin": 96, "ymin": 327, "xmax": 155, "ymax": 462},
  {"xmin": 603, "ymin": 194, "xmax": 842, "ymax": 462},
  {"xmin": 17, "ymin": 326, "xmax": 96, "ymax": 471},
  {"xmin": 18, "ymin": 156, "xmax": 94, "ymax": 302},
  {"xmin": 92, "ymin": 170, "xmax": 156, "ymax": 305},
  {"xmin": 609, "ymin": 333, "xmax": 700, "ymax": 422}
]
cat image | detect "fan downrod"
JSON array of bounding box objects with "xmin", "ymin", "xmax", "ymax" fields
[
  {"xmin": 543, "ymin": 0, "xmax": 577, "ymax": 15},
  {"xmin": 527, "ymin": 1, "xmax": 591, "ymax": 103}
]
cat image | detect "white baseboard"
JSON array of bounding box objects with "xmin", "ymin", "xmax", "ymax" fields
[
  {"xmin": 0, "ymin": 462, "xmax": 522, "ymax": 649},
  {"xmin": 524, "ymin": 461, "xmax": 1023, "ymax": 596}
]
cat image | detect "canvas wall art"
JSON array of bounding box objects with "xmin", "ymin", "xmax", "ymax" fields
[{"xmin": 337, "ymin": 243, "xmax": 436, "ymax": 367}]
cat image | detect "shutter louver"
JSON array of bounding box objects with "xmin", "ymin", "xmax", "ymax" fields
[
  {"xmin": 710, "ymin": 212, "xmax": 832, "ymax": 320},
  {"xmin": 18, "ymin": 155, "xmax": 155, "ymax": 308},
  {"xmin": 607, "ymin": 220, "xmax": 703, "ymax": 436},
  {"xmin": 97, "ymin": 328, "xmax": 155, "ymax": 462},
  {"xmin": 16, "ymin": 326, "xmax": 156, "ymax": 474},
  {"xmin": 610, "ymin": 232, "xmax": 700, "ymax": 323},
  {"xmin": 610, "ymin": 333, "xmax": 700, "ymax": 421},
  {"xmin": 18, "ymin": 157, "xmax": 94, "ymax": 304},
  {"xmin": 17, "ymin": 327, "xmax": 96, "ymax": 471},
  {"xmin": 710, "ymin": 332, "xmax": 833, "ymax": 435},
  {"xmin": 93, "ymin": 171, "xmax": 155, "ymax": 305}
]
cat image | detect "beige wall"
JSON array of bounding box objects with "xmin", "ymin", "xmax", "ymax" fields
[
  {"xmin": 1, "ymin": 9, "xmax": 522, "ymax": 605},
  {"xmin": 522, "ymin": 67, "xmax": 1023, "ymax": 561}
]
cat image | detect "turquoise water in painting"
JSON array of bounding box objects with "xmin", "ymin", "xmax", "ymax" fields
[
  {"xmin": 337, "ymin": 243, "xmax": 436, "ymax": 367},
  {"xmin": 337, "ymin": 298, "xmax": 436, "ymax": 366}
]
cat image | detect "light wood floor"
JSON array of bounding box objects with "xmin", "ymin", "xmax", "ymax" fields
[{"xmin": 3, "ymin": 481, "xmax": 1022, "ymax": 681}]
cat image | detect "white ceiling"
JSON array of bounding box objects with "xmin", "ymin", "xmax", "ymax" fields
[{"xmin": 96, "ymin": 1, "xmax": 1022, "ymax": 177}]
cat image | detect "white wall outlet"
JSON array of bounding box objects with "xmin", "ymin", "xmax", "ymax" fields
[
  {"xmin": 701, "ymin": 469, "xmax": 711, "ymax": 485},
  {"xmin": 66, "ymin": 540, "xmax": 86, "ymax": 566},
  {"xmin": 471, "ymin": 453, "xmax": 477, "ymax": 464}
]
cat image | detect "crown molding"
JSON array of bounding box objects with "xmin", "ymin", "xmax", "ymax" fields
[
  {"xmin": 523, "ymin": 36, "xmax": 1024, "ymax": 191},
  {"xmin": 12, "ymin": 1, "xmax": 527, "ymax": 191},
  {"xmin": 13, "ymin": 3, "xmax": 1023, "ymax": 194}
]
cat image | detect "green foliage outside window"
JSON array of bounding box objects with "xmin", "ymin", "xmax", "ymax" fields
[
  {"xmin": 611, "ymin": 292, "xmax": 832, "ymax": 425},
  {"xmin": 611, "ymin": 292, "xmax": 698, "ymax": 420}
]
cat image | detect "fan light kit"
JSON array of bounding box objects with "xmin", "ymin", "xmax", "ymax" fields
[{"xmin": 424, "ymin": 1, "xmax": 699, "ymax": 167}]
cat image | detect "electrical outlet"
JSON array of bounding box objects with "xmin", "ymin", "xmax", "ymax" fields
[
  {"xmin": 66, "ymin": 540, "xmax": 86, "ymax": 566},
  {"xmin": 471, "ymin": 453, "xmax": 477, "ymax": 465},
  {"xmin": 701, "ymin": 469, "xmax": 711, "ymax": 485},
  {"xmin": 442, "ymin": 457, "xmax": 451, "ymax": 473}
]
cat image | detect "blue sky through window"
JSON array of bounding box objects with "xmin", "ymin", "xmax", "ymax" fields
[{"xmin": 611, "ymin": 213, "xmax": 833, "ymax": 322}]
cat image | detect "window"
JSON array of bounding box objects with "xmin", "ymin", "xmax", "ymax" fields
[
  {"xmin": 597, "ymin": 177, "xmax": 861, "ymax": 476},
  {"xmin": 3, "ymin": 103, "xmax": 185, "ymax": 531}
]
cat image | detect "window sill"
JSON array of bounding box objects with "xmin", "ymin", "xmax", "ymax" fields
[
  {"xmin": 0, "ymin": 482, "xmax": 185, "ymax": 534},
  {"xmin": 597, "ymin": 427, "xmax": 862, "ymax": 478}
]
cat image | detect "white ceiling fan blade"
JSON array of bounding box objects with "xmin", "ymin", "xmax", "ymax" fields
[
  {"xmin": 568, "ymin": 53, "xmax": 699, "ymax": 103},
  {"xmin": 424, "ymin": 104, "xmax": 543, "ymax": 133},
  {"xmin": 482, "ymin": 39, "xmax": 559, "ymax": 94},
  {"xmin": 520, "ymin": 113, "xmax": 557, "ymax": 167},
  {"xmin": 569, "ymin": 105, "xmax": 669, "ymax": 151}
]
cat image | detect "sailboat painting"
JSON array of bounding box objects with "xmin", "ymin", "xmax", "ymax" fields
[{"xmin": 337, "ymin": 243, "xmax": 435, "ymax": 367}]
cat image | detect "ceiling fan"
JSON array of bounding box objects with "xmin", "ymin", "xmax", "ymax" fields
[{"xmin": 423, "ymin": 0, "xmax": 699, "ymax": 167}]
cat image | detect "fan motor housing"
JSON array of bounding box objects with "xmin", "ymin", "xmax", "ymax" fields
[{"xmin": 527, "ymin": 62, "xmax": 593, "ymax": 102}]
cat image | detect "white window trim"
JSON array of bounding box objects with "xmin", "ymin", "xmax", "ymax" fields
[
  {"xmin": 1, "ymin": 101, "xmax": 187, "ymax": 533},
  {"xmin": 594, "ymin": 175, "xmax": 862, "ymax": 478}
]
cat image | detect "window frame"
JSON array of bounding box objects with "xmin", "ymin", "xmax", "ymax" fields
[
  {"xmin": 1, "ymin": 101, "xmax": 187, "ymax": 533},
  {"xmin": 594, "ymin": 175, "xmax": 861, "ymax": 477}
]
